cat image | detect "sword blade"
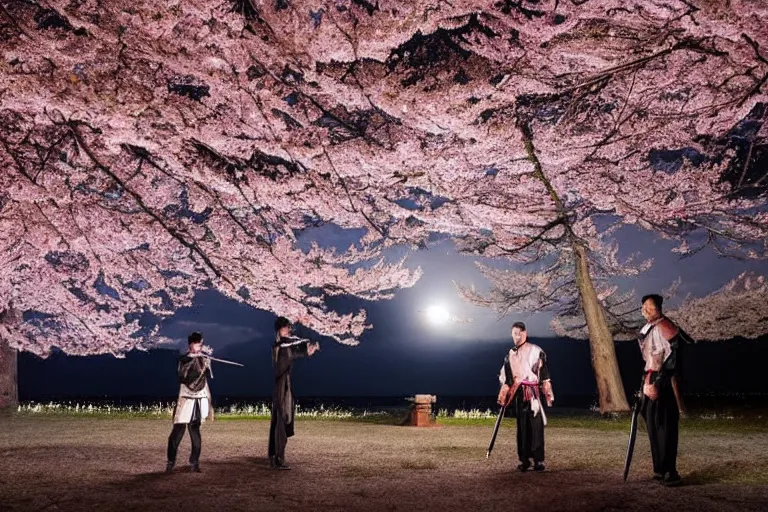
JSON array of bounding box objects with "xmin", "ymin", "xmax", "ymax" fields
[
  {"xmin": 486, "ymin": 381, "xmax": 520, "ymax": 459},
  {"xmin": 623, "ymin": 400, "xmax": 641, "ymax": 482},
  {"xmin": 206, "ymin": 356, "xmax": 245, "ymax": 367},
  {"xmin": 486, "ymin": 403, "xmax": 506, "ymax": 458}
]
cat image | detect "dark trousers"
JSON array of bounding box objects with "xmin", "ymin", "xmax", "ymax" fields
[
  {"xmin": 641, "ymin": 385, "xmax": 679, "ymax": 475},
  {"xmin": 515, "ymin": 396, "xmax": 545, "ymax": 463},
  {"xmin": 167, "ymin": 401, "xmax": 202, "ymax": 464},
  {"xmin": 268, "ymin": 404, "xmax": 289, "ymax": 461}
]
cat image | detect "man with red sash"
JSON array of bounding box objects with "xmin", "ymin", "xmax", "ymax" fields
[
  {"xmin": 638, "ymin": 294, "xmax": 684, "ymax": 486},
  {"xmin": 497, "ymin": 322, "xmax": 555, "ymax": 472}
]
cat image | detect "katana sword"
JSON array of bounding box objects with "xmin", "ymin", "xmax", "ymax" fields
[
  {"xmin": 190, "ymin": 353, "xmax": 245, "ymax": 367},
  {"xmin": 623, "ymin": 376, "xmax": 682, "ymax": 481},
  {"xmin": 486, "ymin": 381, "xmax": 521, "ymax": 459},
  {"xmin": 623, "ymin": 391, "xmax": 642, "ymax": 482},
  {"xmin": 205, "ymin": 355, "xmax": 245, "ymax": 367}
]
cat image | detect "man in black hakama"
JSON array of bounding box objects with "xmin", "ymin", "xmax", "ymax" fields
[
  {"xmin": 638, "ymin": 294, "xmax": 684, "ymax": 486},
  {"xmin": 497, "ymin": 322, "xmax": 555, "ymax": 472},
  {"xmin": 268, "ymin": 316, "xmax": 319, "ymax": 470}
]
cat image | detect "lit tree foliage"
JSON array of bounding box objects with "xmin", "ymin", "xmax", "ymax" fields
[{"xmin": 1, "ymin": 0, "xmax": 766, "ymax": 410}]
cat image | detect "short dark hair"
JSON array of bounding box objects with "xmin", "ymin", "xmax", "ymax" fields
[
  {"xmin": 274, "ymin": 316, "xmax": 291, "ymax": 332},
  {"xmin": 188, "ymin": 332, "xmax": 203, "ymax": 344},
  {"xmin": 511, "ymin": 321, "xmax": 526, "ymax": 332},
  {"xmin": 641, "ymin": 294, "xmax": 664, "ymax": 311}
]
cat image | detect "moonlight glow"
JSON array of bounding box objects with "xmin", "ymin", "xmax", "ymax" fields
[{"xmin": 426, "ymin": 306, "xmax": 451, "ymax": 326}]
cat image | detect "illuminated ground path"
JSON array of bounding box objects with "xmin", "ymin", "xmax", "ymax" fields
[{"xmin": 1, "ymin": 415, "xmax": 766, "ymax": 511}]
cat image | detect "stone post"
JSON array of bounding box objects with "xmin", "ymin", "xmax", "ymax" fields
[{"xmin": 406, "ymin": 394, "xmax": 436, "ymax": 426}]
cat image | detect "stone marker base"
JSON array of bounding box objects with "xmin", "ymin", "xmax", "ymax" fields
[{"xmin": 405, "ymin": 394, "xmax": 436, "ymax": 427}]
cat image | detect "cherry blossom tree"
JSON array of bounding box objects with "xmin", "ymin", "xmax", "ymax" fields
[
  {"xmin": 1, "ymin": 0, "xmax": 767, "ymax": 411},
  {"xmin": 668, "ymin": 272, "xmax": 768, "ymax": 341},
  {"xmin": 323, "ymin": 0, "xmax": 767, "ymax": 410},
  {"xmin": 510, "ymin": 271, "xmax": 768, "ymax": 343},
  {"xmin": 0, "ymin": 0, "xmax": 429, "ymax": 365}
]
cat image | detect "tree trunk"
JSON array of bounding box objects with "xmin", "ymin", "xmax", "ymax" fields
[
  {"xmin": 0, "ymin": 341, "xmax": 18, "ymax": 409},
  {"xmin": 520, "ymin": 119, "xmax": 629, "ymax": 413},
  {"xmin": 573, "ymin": 243, "xmax": 630, "ymax": 413}
]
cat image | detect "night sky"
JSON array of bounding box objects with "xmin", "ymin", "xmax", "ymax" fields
[{"xmin": 19, "ymin": 224, "xmax": 768, "ymax": 401}]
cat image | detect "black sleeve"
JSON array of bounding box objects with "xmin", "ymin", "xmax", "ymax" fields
[
  {"xmin": 503, "ymin": 355, "xmax": 514, "ymax": 385},
  {"xmin": 286, "ymin": 341, "xmax": 309, "ymax": 360},
  {"xmin": 177, "ymin": 356, "xmax": 207, "ymax": 386},
  {"xmin": 539, "ymin": 351, "xmax": 551, "ymax": 382}
]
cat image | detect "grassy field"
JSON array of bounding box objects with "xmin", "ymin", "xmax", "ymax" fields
[{"xmin": 1, "ymin": 411, "xmax": 767, "ymax": 511}]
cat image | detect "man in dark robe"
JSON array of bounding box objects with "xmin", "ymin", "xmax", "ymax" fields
[
  {"xmin": 269, "ymin": 316, "xmax": 319, "ymax": 470},
  {"xmin": 497, "ymin": 322, "xmax": 555, "ymax": 472},
  {"xmin": 638, "ymin": 294, "xmax": 684, "ymax": 486},
  {"xmin": 166, "ymin": 331, "xmax": 213, "ymax": 473}
]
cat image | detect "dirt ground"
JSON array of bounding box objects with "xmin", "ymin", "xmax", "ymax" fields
[{"xmin": 1, "ymin": 414, "xmax": 767, "ymax": 512}]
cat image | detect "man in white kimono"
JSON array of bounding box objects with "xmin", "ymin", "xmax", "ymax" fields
[
  {"xmin": 166, "ymin": 332, "xmax": 213, "ymax": 473},
  {"xmin": 497, "ymin": 322, "xmax": 554, "ymax": 472}
]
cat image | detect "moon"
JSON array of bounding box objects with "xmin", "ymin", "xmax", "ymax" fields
[{"xmin": 426, "ymin": 305, "xmax": 450, "ymax": 325}]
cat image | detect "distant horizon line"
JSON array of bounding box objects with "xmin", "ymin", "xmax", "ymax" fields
[{"xmin": 30, "ymin": 333, "xmax": 768, "ymax": 358}]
